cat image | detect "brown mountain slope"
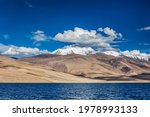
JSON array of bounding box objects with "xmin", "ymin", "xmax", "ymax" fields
[
  {"xmin": 22, "ymin": 53, "xmax": 150, "ymax": 81},
  {"xmin": 0, "ymin": 55, "xmax": 101, "ymax": 83}
]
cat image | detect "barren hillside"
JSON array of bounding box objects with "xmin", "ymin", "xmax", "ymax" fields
[
  {"xmin": 0, "ymin": 55, "xmax": 101, "ymax": 83},
  {"xmin": 21, "ymin": 53, "xmax": 150, "ymax": 81}
]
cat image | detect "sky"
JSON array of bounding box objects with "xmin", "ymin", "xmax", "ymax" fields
[{"xmin": 0, "ymin": 0, "xmax": 150, "ymax": 57}]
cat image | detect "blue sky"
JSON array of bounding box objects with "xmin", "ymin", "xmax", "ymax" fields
[{"xmin": 0, "ymin": 0, "xmax": 150, "ymax": 57}]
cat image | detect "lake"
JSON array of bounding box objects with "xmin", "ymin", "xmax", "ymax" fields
[{"xmin": 0, "ymin": 83, "xmax": 150, "ymax": 100}]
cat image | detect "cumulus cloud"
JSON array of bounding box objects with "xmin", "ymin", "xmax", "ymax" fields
[
  {"xmin": 137, "ymin": 26, "xmax": 150, "ymax": 31},
  {"xmin": 98, "ymin": 27, "xmax": 122, "ymax": 38},
  {"xmin": 31, "ymin": 30, "xmax": 50, "ymax": 42},
  {"xmin": 54, "ymin": 27, "xmax": 123, "ymax": 51},
  {"xmin": 0, "ymin": 43, "xmax": 50, "ymax": 58}
]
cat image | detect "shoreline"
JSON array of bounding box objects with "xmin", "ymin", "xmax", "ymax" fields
[{"xmin": 0, "ymin": 81, "xmax": 150, "ymax": 83}]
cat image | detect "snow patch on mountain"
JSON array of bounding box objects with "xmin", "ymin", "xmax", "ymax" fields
[
  {"xmin": 52, "ymin": 45, "xmax": 150, "ymax": 61},
  {"xmin": 103, "ymin": 50, "xmax": 150, "ymax": 61},
  {"xmin": 102, "ymin": 51, "xmax": 121, "ymax": 57},
  {"xmin": 52, "ymin": 46, "xmax": 95, "ymax": 55},
  {"xmin": 122, "ymin": 50, "xmax": 150, "ymax": 61}
]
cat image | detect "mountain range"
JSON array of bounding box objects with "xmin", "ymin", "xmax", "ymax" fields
[
  {"xmin": 0, "ymin": 47, "xmax": 150, "ymax": 82},
  {"xmin": 22, "ymin": 53, "xmax": 150, "ymax": 81},
  {"xmin": 0, "ymin": 54, "xmax": 100, "ymax": 82},
  {"xmin": 52, "ymin": 46, "xmax": 150, "ymax": 61}
]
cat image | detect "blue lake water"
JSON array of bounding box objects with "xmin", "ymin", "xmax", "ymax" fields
[{"xmin": 0, "ymin": 83, "xmax": 150, "ymax": 100}]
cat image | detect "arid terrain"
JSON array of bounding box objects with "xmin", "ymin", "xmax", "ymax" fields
[
  {"xmin": 0, "ymin": 53, "xmax": 150, "ymax": 83},
  {"xmin": 0, "ymin": 55, "xmax": 100, "ymax": 83}
]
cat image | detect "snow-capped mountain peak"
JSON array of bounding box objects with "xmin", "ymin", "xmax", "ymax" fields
[
  {"xmin": 52, "ymin": 46, "xmax": 95, "ymax": 55},
  {"xmin": 102, "ymin": 51, "xmax": 121, "ymax": 57},
  {"xmin": 102, "ymin": 50, "xmax": 150, "ymax": 61},
  {"xmin": 52, "ymin": 46, "xmax": 150, "ymax": 61},
  {"xmin": 122, "ymin": 50, "xmax": 150, "ymax": 61}
]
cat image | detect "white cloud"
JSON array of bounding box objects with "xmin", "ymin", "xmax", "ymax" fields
[
  {"xmin": 98, "ymin": 27, "xmax": 122, "ymax": 38},
  {"xmin": 137, "ymin": 26, "xmax": 150, "ymax": 31},
  {"xmin": 54, "ymin": 27, "xmax": 123, "ymax": 51},
  {"xmin": 0, "ymin": 43, "xmax": 50, "ymax": 58},
  {"xmin": 31, "ymin": 30, "xmax": 50, "ymax": 42}
]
